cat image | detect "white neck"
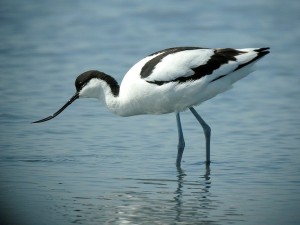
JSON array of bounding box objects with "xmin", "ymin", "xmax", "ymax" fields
[{"xmin": 78, "ymin": 78, "xmax": 126, "ymax": 116}]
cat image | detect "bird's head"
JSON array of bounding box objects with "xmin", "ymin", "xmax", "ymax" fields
[
  {"xmin": 75, "ymin": 70, "xmax": 108, "ymax": 99},
  {"xmin": 32, "ymin": 70, "xmax": 118, "ymax": 123}
]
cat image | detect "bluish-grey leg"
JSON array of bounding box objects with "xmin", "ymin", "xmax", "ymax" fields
[
  {"xmin": 176, "ymin": 112, "xmax": 185, "ymax": 167},
  {"xmin": 189, "ymin": 107, "xmax": 211, "ymax": 164}
]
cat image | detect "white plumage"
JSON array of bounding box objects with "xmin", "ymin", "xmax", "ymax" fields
[
  {"xmin": 115, "ymin": 47, "xmax": 269, "ymax": 116},
  {"xmin": 33, "ymin": 46, "xmax": 270, "ymax": 166}
]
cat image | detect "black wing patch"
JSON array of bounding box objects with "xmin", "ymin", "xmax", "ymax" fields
[
  {"xmin": 190, "ymin": 48, "xmax": 243, "ymax": 79},
  {"xmin": 145, "ymin": 48, "xmax": 245, "ymax": 86},
  {"xmin": 140, "ymin": 47, "xmax": 205, "ymax": 79},
  {"xmin": 233, "ymin": 47, "xmax": 270, "ymax": 72}
]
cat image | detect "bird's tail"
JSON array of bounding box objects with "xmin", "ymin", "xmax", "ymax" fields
[{"xmin": 234, "ymin": 47, "xmax": 270, "ymax": 72}]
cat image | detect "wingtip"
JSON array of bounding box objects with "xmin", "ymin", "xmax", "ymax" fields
[{"xmin": 255, "ymin": 47, "xmax": 270, "ymax": 54}]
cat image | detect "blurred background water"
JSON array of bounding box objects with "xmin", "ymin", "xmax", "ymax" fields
[{"xmin": 0, "ymin": 0, "xmax": 300, "ymax": 224}]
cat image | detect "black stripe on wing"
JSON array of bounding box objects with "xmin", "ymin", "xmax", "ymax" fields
[
  {"xmin": 146, "ymin": 48, "xmax": 245, "ymax": 86},
  {"xmin": 210, "ymin": 47, "xmax": 270, "ymax": 83},
  {"xmin": 233, "ymin": 47, "xmax": 270, "ymax": 72},
  {"xmin": 140, "ymin": 47, "xmax": 206, "ymax": 79}
]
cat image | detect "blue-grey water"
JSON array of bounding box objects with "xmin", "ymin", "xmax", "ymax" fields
[{"xmin": 1, "ymin": 0, "xmax": 300, "ymax": 224}]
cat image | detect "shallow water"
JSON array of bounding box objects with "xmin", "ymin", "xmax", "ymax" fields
[{"xmin": 1, "ymin": 0, "xmax": 300, "ymax": 224}]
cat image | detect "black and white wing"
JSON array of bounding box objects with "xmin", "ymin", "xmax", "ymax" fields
[{"xmin": 140, "ymin": 47, "xmax": 270, "ymax": 85}]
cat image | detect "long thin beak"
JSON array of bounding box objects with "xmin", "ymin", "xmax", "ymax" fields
[{"xmin": 32, "ymin": 93, "xmax": 79, "ymax": 123}]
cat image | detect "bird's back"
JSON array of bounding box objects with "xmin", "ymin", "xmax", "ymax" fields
[{"xmin": 117, "ymin": 47, "xmax": 269, "ymax": 116}]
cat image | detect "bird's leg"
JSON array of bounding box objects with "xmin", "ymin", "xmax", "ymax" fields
[
  {"xmin": 189, "ymin": 107, "xmax": 211, "ymax": 165},
  {"xmin": 176, "ymin": 112, "xmax": 185, "ymax": 167}
]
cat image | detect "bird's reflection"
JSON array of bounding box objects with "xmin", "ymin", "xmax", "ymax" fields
[
  {"xmin": 106, "ymin": 162, "xmax": 244, "ymax": 224},
  {"xmin": 174, "ymin": 164, "xmax": 211, "ymax": 222},
  {"xmin": 110, "ymin": 165, "xmax": 218, "ymax": 224}
]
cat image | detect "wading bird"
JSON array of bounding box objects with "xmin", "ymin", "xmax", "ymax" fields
[{"xmin": 33, "ymin": 47, "xmax": 270, "ymax": 166}]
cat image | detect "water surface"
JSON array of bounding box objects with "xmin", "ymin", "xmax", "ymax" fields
[{"xmin": 1, "ymin": 0, "xmax": 300, "ymax": 224}]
